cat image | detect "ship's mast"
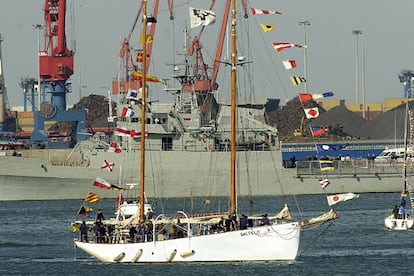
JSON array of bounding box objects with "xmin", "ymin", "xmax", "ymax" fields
[
  {"xmin": 230, "ymin": 0, "xmax": 237, "ymax": 213},
  {"xmin": 0, "ymin": 34, "xmax": 5, "ymax": 129},
  {"xmin": 139, "ymin": 0, "xmax": 148, "ymax": 222}
]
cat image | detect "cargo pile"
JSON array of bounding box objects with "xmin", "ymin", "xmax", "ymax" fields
[
  {"xmin": 267, "ymin": 97, "xmax": 410, "ymax": 142},
  {"xmin": 49, "ymin": 94, "xmax": 114, "ymax": 132}
]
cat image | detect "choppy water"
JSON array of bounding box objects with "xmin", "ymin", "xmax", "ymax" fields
[{"xmin": 0, "ymin": 193, "xmax": 413, "ymax": 275}]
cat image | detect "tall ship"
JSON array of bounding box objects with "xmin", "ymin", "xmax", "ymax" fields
[{"xmin": 0, "ymin": 1, "xmax": 407, "ymax": 201}]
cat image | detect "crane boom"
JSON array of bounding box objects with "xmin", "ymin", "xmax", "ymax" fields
[
  {"xmin": 112, "ymin": 1, "xmax": 159, "ymax": 94},
  {"xmin": 40, "ymin": 0, "xmax": 74, "ymax": 82}
]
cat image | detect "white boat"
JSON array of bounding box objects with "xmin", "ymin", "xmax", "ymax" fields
[
  {"xmin": 384, "ymin": 100, "xmax": 414, "ymax": 230},
  {"xmin": 73, "ymin": 0, "xmax": 311, "ymax": 262}
]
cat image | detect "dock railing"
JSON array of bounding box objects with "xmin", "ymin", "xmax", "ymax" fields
[{"xmin": 296, "ymin": 158, "xmax": 409, "ymax": 178}]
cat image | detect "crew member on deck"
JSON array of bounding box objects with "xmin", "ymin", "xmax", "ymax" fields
[
  {"xmin": 80, "ymin": 221, "xmax": 88, "ymax": 242},
  {"xmin": 393, "ymin": 205, "xmax": 399, "ymax": 219},
  {"xmin": 96, "ymin": 209, "xmax": 105, "ymax": 224},
  {"xmin": 240, "ymin": 214, "xmax": 248, "ymax": 230},
  {"xmin": 260, "ymin": 214, "xmax": 270, "ymax": 225}
]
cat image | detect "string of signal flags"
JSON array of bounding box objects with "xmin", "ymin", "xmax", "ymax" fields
[
  {"xmin": 251, "ymin": 7, "xmax": 345, "ymax": 156},
  {"xmin": 250, "ymin": 6, "xmax": 307, "ymax": 86}
]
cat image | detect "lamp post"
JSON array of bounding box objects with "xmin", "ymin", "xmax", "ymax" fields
[
  {"xmin": 352, "ymin": 30, "xmax": 362, "ymax": 104},
  {"xmin": 361, "ymin": 33, "xmax": 366, "ymax": 119},
  {"xmin": 352, "ymin": 30, "xmax": 360, "ymax": 104},
  {"xmin": 298, "ymin": 20, "xmax": 310, "ymax": 93},
  {"xmin": 32, "ymin": 24, "xmax": 43, "ymax": 112}
]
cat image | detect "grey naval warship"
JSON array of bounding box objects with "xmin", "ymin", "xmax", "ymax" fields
[{"xmin": 0, "ymin": 88, "xmax": 404, "ymax": 200}]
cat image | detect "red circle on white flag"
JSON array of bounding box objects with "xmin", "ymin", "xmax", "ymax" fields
[{"xmin": 307, "ymin": 109, "xmax": 317, "ymax": 117}]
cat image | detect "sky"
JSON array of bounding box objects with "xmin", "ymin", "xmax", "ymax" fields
[{"xmin": 1, "ymin": 0, "xmax": 414, "ymax": 110}]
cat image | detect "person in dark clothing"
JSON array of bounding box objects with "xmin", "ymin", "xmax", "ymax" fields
[
  {"xmin": 225, "ymin": 215, "xmax": 231, "ymax": 232},
  {"xmin": 175, "ymin": 219, "xmax": 184, "ymax": 238},
  {"xmin": 98, "ymin": 223, "xmax": 106, "ymax": 243},
  {"xmin": 129, "ymin": 224, "xmax": 137, "ymax": 243},
  {"xmin": 144, "ymin": 223, "xmax": 153, "ymax": 242},
  {"xmin": 229, "ymin": 211, "xmax": 238, "ymax": 231},
  {"xmin": 80, "ymin": 221, "xmax": 88, "ymax": 242},
  {"xmin": 93, "ymin": 223, "xmax": 100, "ymax": 243},
  {"xmin": 137, "ymin": 223, "xmax": 144, "ymax": 242},
  {"xmin": 393, "ymin": 205, "xmax": 399, "ymax": 219},
  {"xmin": 96, "ymin": 209, "xmax": 105, "ymax": 224},
  {"xmin": 289, "ymin": 156, "xmax": 296, "ymax": 168},
  {"xmin": 239, "ymin": 214, "xmax": 248, "ymax": 230},
  {"xmin": 260, "ymin": 214, "xmax": 270, "ymax": 226},
  {"xmin": 401, "ymin": 195, "xmax": 407, "ymax": 208}
]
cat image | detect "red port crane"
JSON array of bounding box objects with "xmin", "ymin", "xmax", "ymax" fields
[
  {"xmin": 39, "ymin": 0, "xmax": 74, "ymax": 82},
  {"xmin": 30, "ymin": 0, "xmax": 86, "ymax": 149}
]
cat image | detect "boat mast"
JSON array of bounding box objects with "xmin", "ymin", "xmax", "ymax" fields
[
  {"xmin": 139, "ymin": 0, "xmax": 148, "ymax": 222},
  {"xmin": 230, "ymin": 0, "xmax": 237, "ymax": 213},
  {"xmin": 403, "ymin": 99, "xmax": 409, "ymax": 196}
]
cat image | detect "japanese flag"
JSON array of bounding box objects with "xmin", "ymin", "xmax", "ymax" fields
[
  {"xmin": 327, "ymin": 193, "xmax": 359, "ymax": 206},
  {"xmin": 304, "ymin": 107, "xmax": 319, "ymax": 119}
]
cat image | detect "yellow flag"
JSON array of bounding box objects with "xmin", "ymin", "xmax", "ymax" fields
[
  {"xmin": 290, "ymin": 76, "xmax": 306, "ymax": 86},
  {"xmin": 71, "ymin": 223, "xmax": 81, "ymax": 233},
  {"xmin": 139, "ymin": 33, "xmax": 153, "ymax": 44},
  {"xmin": 85, "ymin": 191, "xmax": 100, "ymax": 203},
  {"xmin": 131, "ymin": 71, "xmax": 162, "ymax": 83},
  {"xmin": 260, "ymin": 23, "xmax": 275, "ymax": 32}
]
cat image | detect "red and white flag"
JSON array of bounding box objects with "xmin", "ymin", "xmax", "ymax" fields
[
  {"xmin": 282, "ymin": 60, "xmax": 297, "ymax": 70},
  {"xmin": 93, "ymin": 177, "xmax": 124, "ymax": 191},
  {"xmin": 108, "ymin": 142, "xmax": 122, "ymax": 153},
  {"xmin": 93, "ymin": 177, "xmax": 112, "ymax": 189},
  {"xmin": 129, "ymin": 129, "xmax": 148, "ymax": 138},
  {"xmin": 273, "ymin": 42, "xmax": 307, "ymax": 52},
  {"xmin": 251, "ymin": 7, "xmax": 282, "ymax": 15},
  {"xmin": 304, "ymin": 107, "xmax": 319, "ymax": 119},
  {"xmin": 298, "ymin": 92, "xmax": 334, "ymax": 103},
  {"xmin": 114, "ymin": 127, "xmax": 130, "ymax": 137},
  {"xmin": 100, "ymin": 159, "xmax": 114, "ymax": 172},
  {"xmin": 327, "ymin": 193, "xmax": 359, "ymax": 206}
]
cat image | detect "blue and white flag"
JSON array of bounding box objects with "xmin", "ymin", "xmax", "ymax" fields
[
  {"xmin": 319, "ymin": 178, "xmax": 331, "ymax": 189},
  {"xmin": 126, "ymin": 89, "xmax": 139, "ymax": 101},
  {"xmin": 317, "ymin": 144, "xmax": 349, "ymax": 152}
]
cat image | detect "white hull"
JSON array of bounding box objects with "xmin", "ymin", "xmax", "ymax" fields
[
  {"xmin": 74, "ymin": 222, "xmax": 300, "ymax": 263},
  {"xmin": 384, "ymin": 217, "xmax": 414, "ymax": 230}
]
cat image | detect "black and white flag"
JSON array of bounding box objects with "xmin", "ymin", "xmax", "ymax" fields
[{"xmin": 189, "ymin": 7, "xmax": 216, "ymax": 28}]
